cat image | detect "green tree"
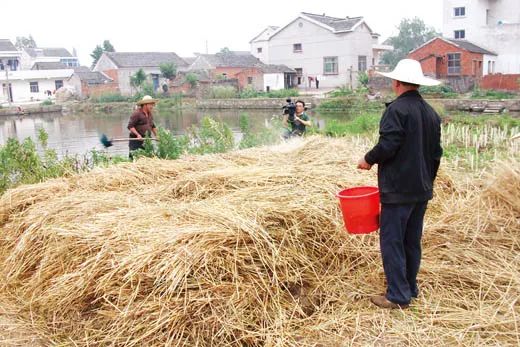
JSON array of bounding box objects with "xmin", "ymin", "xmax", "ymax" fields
[
  {"xmin": 382, "ymin": 17, "xmax": 439, "ymax": 68},
  {"xmin": 91, "ymin": 40, "xmax": 116, "ymax": 68},
  {"xmin": 130, "ymin": 69, "xmax": 147, "ymax": 92},
  {"xmin": 103, "ymin": 40, "xmax": 115, "ymax": 52},
  {"xmin": 219, "ymin": 47, "xmax": 231, "ymax": 54},
  {"xmin": 186, "ymin": 73, "xmax": 198, "ymax": 88},
  {"xmin": 15, "ymin": 35, "xmax": 37, "ymax": 49},
  {"xmin": 160, "ymin": 62, "xmax": 177, "ymax": 80}
]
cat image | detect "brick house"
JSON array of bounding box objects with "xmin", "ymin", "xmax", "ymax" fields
[
  {"xmin": 67, "ymin": 66, "xmax": 118, "ymax": 99},
  {"xmin": 93, "ymin": 52, "xmax": 189, "ymax": 95},
  {"xmin": 189, "ymin": 51, "xmax": 265, "ymax": 91},
  {"xmin": 409, "ymin": 37, "xmax": 497, "ymax": 79}
]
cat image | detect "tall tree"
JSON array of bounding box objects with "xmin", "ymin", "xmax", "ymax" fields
[
  {"xmin": 382, "ymin": 18, "xmax": 439, "ymax": 68},
  {"xmin": 102, "ymin": 40, "xmax": 115, "ymax": 52},
  {"xmin": 90, "ymin": 40, "xmax": 116, "ymax": 68},
  {"xmin": 15, "ymin": 35, "xmax": 37, "ymax": 49}
]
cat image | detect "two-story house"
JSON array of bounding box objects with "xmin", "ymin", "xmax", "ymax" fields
[
  {"xmin": 443, "ymin": 0, "xmax": 520, "ymax": 74},
  {"xmin": 21, "ymin": 47, "xmax": 80, "ymax": 70},
  {"xmin": 93, "ymin": 52, "xmax": 188, "ymax": 96},
  {"xmin": 250, "ymin": 12, "xmax": 392, "ymax": 89}
]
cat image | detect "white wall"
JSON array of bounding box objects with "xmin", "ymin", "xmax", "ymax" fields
[
  {"xmin": 263, "ymin": 73, "xmax": 285, "ymax": 91},
  {"xmin": 0, "ymin": 70, "xmax": 73, "ymax": 103},
  {"xmin": 267, "ymin": 18, "xmax": 373, "ymax": 89},
  {"xmin": 250, "ymin": 27, "xmax": 277, "ymax": 63},
  {"xmin": 117, "ymin": 67, "xmax": 166, "ymax": 96}
]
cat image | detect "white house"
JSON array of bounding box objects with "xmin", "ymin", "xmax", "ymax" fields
[
  {"xmin": 250, "ymin": 12, "xmax": 392, "ymax": 89},
  {"xmin": 250, "ymin": 26, "xmax": 279, "ymax": 63},
  {"xmin": 21, "ymin": 47, "xmax": 79, "ymax": 70},
  {"xmin": 93, "ymin": 52, "xmax": 188, "ymax": 95},
  {"xmin": 0, "ymin": 69, "xmax": 74, "ymax": 104},
  {"xmin": 0, "ymin": 39, "xmax": 22, "ymax": 72},
  {"xmin": 261, "ymin": 64, "xmax": 296, "ymax": 91},
  {"xmin": 443, "ymin": 0, "xmax": 520, "ymax": 73}
]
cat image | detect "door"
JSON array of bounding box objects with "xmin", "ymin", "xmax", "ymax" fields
[{"xmin": 2, "ymin": 83, "xmax": 13, "ymax": 102}]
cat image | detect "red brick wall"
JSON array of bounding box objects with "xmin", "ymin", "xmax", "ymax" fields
[
  {"xmin": 83, "ymin": 81, "xmax": 120, "ymax": 97},
  {"xmin": 480, "ymin": 74, "xmax": 520, "ymax": 91},
  {"xmin": 408, "ymin": 38, "xmax": 484, "ymax": 78},
  {"xmin": 213, "ymin": 67, "xmax": 263, "ymax": 89}
]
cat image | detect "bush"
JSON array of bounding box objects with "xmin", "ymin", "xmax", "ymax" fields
[
  {"xmin": 420, "ymin": 85, "xmax": 457, "ymax": 98},
  {"xmin": 188, "ymin": 117, "xmax": 235, "ymax": 154},
  {"xmin": 91, "ymin": 93, "xmax": 129, "ymax": 103},
  {"xmin": 238, "ymin": 87, "xmax": 299, "ymax": 99},
  {"xmin": 41, "ymin": 98, "xmax": 53, "ymax": 106},
  {"xmin": 471, "ymin": 88, "xmax": 516, "ymax": 99},
  {"xmin": 323, "ymin": 113, "xmax": 381, "ymax": 136},
  {"xmin": 209, "ymin": 86, "xmax": 237, "ymax": 99},
  {"xmin": 329, "ymin": 85, "xmax": 354, "ymax": 97},
  {"xmin": 317, "ymin": 97, "xmax": 356, "ymax": 111}
]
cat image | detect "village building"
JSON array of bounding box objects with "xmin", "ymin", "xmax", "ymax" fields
[
  {"xmin": 189, "ymin": 51, "xmax": 265, "ymax": 91},
  {"xmin": 0, "ymin": 68, "xmax": 74, "ymax": 104},
  {"xmin": 93, "ymin": 52, "xmax": 188, "ymax": 96},
  {"xmin": 21, "ymin": 47, "xmax": 79, "ymax": 70},
  {"xmin": 408, "ymin": 37, "xmax": 497, "ymax": 79},
  {"xmin": 67, "ymin": 66, "xmax": 117, "ymax": 99},
  {"xmin": 250, "ymin": 12, "xmax": 392, "ymax": 89}
]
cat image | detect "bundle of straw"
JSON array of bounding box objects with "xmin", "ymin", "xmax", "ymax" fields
[{"xmin": 0, "ymin": 136, "xmax": 518, "ymax": 346}]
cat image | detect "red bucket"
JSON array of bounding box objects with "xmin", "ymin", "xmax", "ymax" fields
[{"xmin": 337, "ymin": 186, "xmax": 380, "ymax": 234}]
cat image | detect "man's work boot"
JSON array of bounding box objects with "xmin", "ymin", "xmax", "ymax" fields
[{"xmin": 370, "ymin": 295, "xmax": 409, "ymax": 309}]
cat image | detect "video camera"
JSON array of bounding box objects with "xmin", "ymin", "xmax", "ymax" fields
[{"xmin": 282, "ymin": 98, "xmax": 296, "ymax": 122}]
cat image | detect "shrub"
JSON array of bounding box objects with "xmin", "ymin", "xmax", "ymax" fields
[
  {"xmin": 329, "ymin": 85, "xmax": 354, "ymax": 97},
  {"xmin": 471, "ymin": 88, "xmax": 516, "ymax": 99},
  {"xmin": 41, "ymin": 98, "xmax": 53, "ymax": 106},
  {"xmin": 209, "ymin": 86, "xmax": 237, "ymax": 99},
  {"xmin": 188, "ymin": 116, "xmax": 235, "ymax": 154},
  {"xmin": 317, "ymin": 97, "xmax": 356, "ymax": 111},
  {"xmin": 91, "ymin": 93, "xmax": 129, "ymax": 103}
]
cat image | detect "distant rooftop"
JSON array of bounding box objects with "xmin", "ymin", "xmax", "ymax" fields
[
  {"xmin": 32, "ymin": 61, "xmax": 69, "ymax": 70},
  {"xmin": 105, "ymin": 52, "xmax": 188, "ymax": 68},
  {"xmin": 197, "ymin": 51, "xmax": 262, "ymax": 68},
  {"xmin": 447, "ymin": 39, "xmax": 497, "ymax": 55},
  {"xmin": 301, "ymin": 12, "xmax": 364, "ymax": 32},
  {"xmin": 0, "ymin": 39, "xmax": 17, "ymax": 52},
  {"xmin": 25, "ymin": 47, "xmax": 74, "ymax": 57}
]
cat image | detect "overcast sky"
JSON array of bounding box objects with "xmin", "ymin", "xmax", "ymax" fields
[{"xmin": 2, "ymin": 0, "xmax": 443, "ymax": 67}]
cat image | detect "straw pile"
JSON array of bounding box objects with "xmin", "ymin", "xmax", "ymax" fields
[{"xmin": 0, "ymin": 136, "xmax": 518, "ymax": 346}]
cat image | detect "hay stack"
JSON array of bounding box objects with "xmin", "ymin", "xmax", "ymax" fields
[{"xmin": 0, "ymin": 136, "xmax": 518, "ymax": 346}]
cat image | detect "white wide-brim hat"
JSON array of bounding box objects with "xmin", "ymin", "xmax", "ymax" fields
[
  {"xmin": 376, "ymin": 59, "xmax": 441, "ymax": 86},
  {"xmin": 136, "ymin": 95, "xmax": 159, "ymax": 105}
]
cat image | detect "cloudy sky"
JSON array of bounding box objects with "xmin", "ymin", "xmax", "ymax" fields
[{"xmin": 2, "ymin": 0, "xmax": 443, "ymax": 66}]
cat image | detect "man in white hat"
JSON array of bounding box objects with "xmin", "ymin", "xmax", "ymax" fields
[
  {"xmin": 127, "ymin": 95, "xmax": 159, "ymax": 158},
  {"xmin": 357, "ymin": 59, "xmax": 443, "ymax": 309}
]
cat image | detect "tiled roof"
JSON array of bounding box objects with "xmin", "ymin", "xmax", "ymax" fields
[
  {"xmin": 0, "ymin": 39, "xmax": 17, "ymax": 51},
  {"xmin": 447, "ymin": 39, "xmax": 497, "ymax": 55},
  {"xmin": 105, "ymin": 52, "xmax": 188, "ymax": 68},
  {"xmin": 31, "ymin": 62, "xmax": 69, "ymax": 70},
  {"xmin": 198, "ymin": 51, "xmax": 262, "ymax": 68},
  {"xmin": 24, "ymin": 47, "xmax": 73, "ymax": 57},
  {"xmin": 301, "ymin": 12, "xmax": 363, "ymax": 32},
  {"xmin": 261, "ymin": 64, "xmax": 295, "ymax": 73},
  {"xmin": 74, "ymin": 70, "xmax": 112, "ymax": 85}
]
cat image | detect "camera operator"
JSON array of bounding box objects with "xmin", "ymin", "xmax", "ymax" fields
[{"xmin": 282, "ymin": 100, "xmax": 311, "ymax": 139}]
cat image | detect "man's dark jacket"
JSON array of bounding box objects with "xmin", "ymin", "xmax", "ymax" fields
[{"xmin": 365, "ymin": 90, "xmax": 443, "ymax": 204}]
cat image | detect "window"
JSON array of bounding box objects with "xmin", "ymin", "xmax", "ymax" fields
[
  {"xmin": 323, "ymin": 57, "xmax": 338, "ymax": 75},
  {"xmin": 257, "ymin": 47, "xmax": 262, "ymax": 53},
  {"xmin": 454, "ymin": 30, "xmax": 465, "ymax": 39},
  {"xmin": 486, "ymin": 9, "xmax": 490, "ymax": 25},
  {"xmin": 293, "ymin": 43, "xmax": 302, "ymax": 53},
  {"xmin": 454, "ymin": 7, "xmax": 465, "ymax": 17},
  {"xmin": 358, "ymin": 56, "xmax": 367, "ymax": 72},
  {"xmin": 55, "ymin": 80, "xmax": 63, "ymax": 90},
  {"xmin": 247, "ymin": 77, "xmax": 253, "ymax": 84},
  {"xmin": 447, "ymin": 53, "xmax": 461, "ymax": 75},
  {"xmin": 30, "ymin": 81, "xmax": 39, "ymax": 93}
]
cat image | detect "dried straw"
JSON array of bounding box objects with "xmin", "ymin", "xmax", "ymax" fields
[{"xmin": 0, "ymin": 136, "xmax": 518, "ymax": 346}]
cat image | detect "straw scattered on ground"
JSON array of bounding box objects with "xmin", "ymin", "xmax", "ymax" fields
[{"xmin": 0, "ymin": 136, "xmax": 518, "ymax": 346}]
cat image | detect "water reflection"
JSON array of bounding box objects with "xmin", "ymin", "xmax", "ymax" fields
[{"xmin": 0, "ymin": 108, "xmax": 353, "ymax": 157}]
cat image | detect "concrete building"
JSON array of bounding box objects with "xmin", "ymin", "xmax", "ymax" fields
[
  {"xmin": 21, "ymin": 47, "xmax": 79, "ymax": 70},
  {"xmin": 0, "ymin": 69, "xmax": 74, "ymax": 104},
  {"xmin": 0, "ymin": 39, "xmax": 21, "ymax": 72},
  {"xmin": 250, "ymin": 12, "xmax": 392, "ymax": 89},
  {"xmin": 443, "ymin": 0, "xmax": 520, "ymax": 73},
  {"xmin": 93, "ymin": 52, "xmax": 188, "ymax": 95},
  {"xmin": 67, "ymin": 66, "xmax": 117, "ymax": 99}
]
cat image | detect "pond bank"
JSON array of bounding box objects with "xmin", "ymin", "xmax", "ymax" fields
[{"xmin": 0, "ymin": 104, "xmax": 62, "ymax": 116}]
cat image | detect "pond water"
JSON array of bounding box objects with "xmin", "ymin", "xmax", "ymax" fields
[{"xmin": 0, "ymin": 108, "xmax": 354, "ymax": 157}]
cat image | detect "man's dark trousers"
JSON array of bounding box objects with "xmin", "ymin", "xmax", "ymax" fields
[{"xmin": 380, "ymin": 201, "xmax": 428, "ymax": 305}]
